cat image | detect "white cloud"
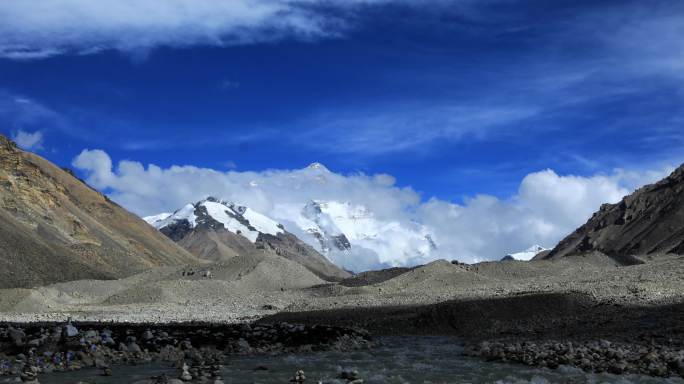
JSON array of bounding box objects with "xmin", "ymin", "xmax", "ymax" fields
[
  {"xmin": 71, "ymin": 149, "xmax": 115, "ymax": 187},
  {"xmin": 0, "ymin": 0, "xmax": 395, "ymax": 60},
  {"xmin": 72, "ymin": 149, "xmax": 674, "ymax": 270},
  {"xmin": 12, "ymin": 130, "xmax": 44, "ymax": 150}
]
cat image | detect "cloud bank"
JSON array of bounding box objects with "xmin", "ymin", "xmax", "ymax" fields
[{"xmin": 72, "ymin": 149, "xmax": 672, "ymax": 270}]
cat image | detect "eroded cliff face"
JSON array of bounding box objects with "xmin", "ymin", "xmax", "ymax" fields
[
  {"xmin": 547, "ymin": 164, "xmax": 684, "ymax": 262},
  {"xmin": 0, "ymin": 135, "xmax": 196, "ymax": 288}
]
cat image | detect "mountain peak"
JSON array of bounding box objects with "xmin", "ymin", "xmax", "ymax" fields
[
  {"xmin": 143, "ymin": 199, "xmax": 350, "ymax": 280},
  {"xmin": 145, "ymin": 199, "xmax": 283, "ymax": 243},
  {"xmin": 525, "ymin": 244, "xmax": 546, "ymax": 253},
  {"xmin": 505, "ymin": 245, "xmax": 548, "ymax": 261},
  {"xmin": 306, "ymin": 162, "xmax": 329, "ymax": 172}
]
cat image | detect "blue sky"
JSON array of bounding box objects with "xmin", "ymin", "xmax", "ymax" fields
[
  {"xmin": 2, "ymin": 0, "xmax": 682, "ymax": 202},
  {"xmin": 1, "ymin": 1, "xmax": 683, "ymax": 265}
]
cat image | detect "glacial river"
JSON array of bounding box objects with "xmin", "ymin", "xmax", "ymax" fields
[{"xmin": 29, "ymin": 337, "xmax": 684, "ymax": 384}]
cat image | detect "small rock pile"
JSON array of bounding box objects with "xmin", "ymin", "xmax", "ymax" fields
[
  {"xmin": 20, "ymin": 357, "xmax": 39, "ymax": 384},
  {"xmin": 178, "ymin": 362, "xmax": 192, "ymax": 381},
  {"xmin": 290, "ymin": 369, "xmax": 306, "ymax": 383},
  {"xmin": 467, "ymin": 339, "xmax": 684, "ymax": 378},
  {"xmin": 180, "ymin": 352, "xmax": 223, "ymax": 383}
]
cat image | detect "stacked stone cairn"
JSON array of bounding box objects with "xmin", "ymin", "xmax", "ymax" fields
[{"xmin": 290, "ymin": 370, "xmax": 306, "ymax": 383}]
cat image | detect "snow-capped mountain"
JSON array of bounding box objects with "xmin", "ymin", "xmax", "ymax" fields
[
  {"xmin": 144, "ymin": 197, "xmax": 284, "ymax": 243},
  {"xmin": 144, "ymin": 197, "xmax": 350, "ymax": 280},
  {"xmin": 145, "ymin": 195, "xmax": 438, "ymax": 272},
  {"xmin": 271, "ymin": 200, "xmax": 438, "ymax": 271},
  {"xmin": 504, "ymin": 245, "xmax": 548, "ymax": 261}
]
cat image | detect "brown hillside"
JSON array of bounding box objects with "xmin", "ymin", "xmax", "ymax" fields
[{"xmin": 0, "ymin": 135, "xmax": 196, "ymax": 288}]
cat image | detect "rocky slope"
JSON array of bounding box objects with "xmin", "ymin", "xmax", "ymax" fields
[
  {"xmin": 545, "ymin": 163, "xmax": 684, "ymax": 262},
  {"xmin": 145, "ymin": 198, "xmax": 350, "ymax": 281},
  {"xmin": 0, "ymin": 135, "xmax": 197, "ymax": 288}
]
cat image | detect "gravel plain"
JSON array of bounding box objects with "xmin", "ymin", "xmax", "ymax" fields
[{"xmin": 0, "ymin": 252, "xmax": 681, "ymax": 327}]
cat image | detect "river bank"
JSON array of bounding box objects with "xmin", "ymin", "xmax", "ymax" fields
[
  {"xmin": 0, "ymin": 321, "xmax": 372, "ymax": 383},
  {"xmin": 262, "ymin": 292, "xmax": 684, "ymax": 378},
  {"xmin": 25, "ymin": 337, "xmax": 684, "ymax": 384}
]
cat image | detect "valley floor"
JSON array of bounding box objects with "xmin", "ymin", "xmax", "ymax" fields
[
  {"xmin": 0, "ymin": 252, "xmax": 681, "ymax": 327},
  {"xmin": 0, "ymin": 252, "xmax": 683, "ymax": 378}
]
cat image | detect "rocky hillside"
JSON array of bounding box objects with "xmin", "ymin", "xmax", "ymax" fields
[
  {"xmin": 545, "ymin": 164, "xmax": 684, "ymax": 262},
  {"xmin": 0, "ymin": 135, "xmax": 197, "ymax": 288},
  {"xmin": 145, "ymin": 198, "xmax": 350, "ymax": 281}
]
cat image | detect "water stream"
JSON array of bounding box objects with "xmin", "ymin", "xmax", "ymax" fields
[{"xmin": 28, "ymin": 337, "xmax": 684, "ymax": 384}]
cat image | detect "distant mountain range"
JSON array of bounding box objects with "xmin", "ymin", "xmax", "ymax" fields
[
  {"xmin": 2, "ymin": 129, "xmax": 684, "ymax": 292},
  {"xmin": 144, "ymin": 197, "xmax": 350, "ymax": 281},
  {"xmin": 147, "ymin": 194, "xmax": 438, "ymax": 272}
]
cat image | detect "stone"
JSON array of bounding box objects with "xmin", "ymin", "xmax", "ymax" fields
[
  {"xmin": 142, "ymin": 330, "xmax": 154, "ymax": 341},
  {"xmin": 8, "ymin": 328, "xmax": 25, "ymax": 347},
  {"xmin": 609, "ymin": 361, "xmax": 627, "ymax": 374},
  {"xmin": 64, "ymin": 324, "xmax": 79, "ymax": 338},
  {"xmin": 339, "ymin": 369, "xmax": 360, "ymax": 381},
  {"xmin": 674, "ymin": 359, "xmax": 684, "ymax": 377},
  {"xmin": 644, "ymin": 351, "xmax": 659, "ymax": 362},
  {"xmin": 236, "ymin": 339, "xmax": 251, "ymax": 353},
  {"xmin": 102, "ymin": 335, "xmax": 115, "ymax": 345}
]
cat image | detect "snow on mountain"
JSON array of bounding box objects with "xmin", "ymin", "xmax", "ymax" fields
[
  {"xmin": 145, "ymin": 194, "xmax": 438, "ymax": 271},
  {"xmin": 143, "ymin": 212, "xmax": 173, "ymax": 225},
  {"xmin": 145, "ymin": 203, "xmax": 196, "ymax": 229},
  {"xmin": 504, "ymin": 245, "xmax": 548, "ymax": 261},
  {"xmin": 144, "ymin": 197, "xmax": 283, "ymax": 243},
  {"xmin": 271, "ymin": 200, "xmax": 437, "ymax": 270}
]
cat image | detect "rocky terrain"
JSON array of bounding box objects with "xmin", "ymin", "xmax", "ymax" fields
[
  {"xmin": 0, "ymin": 252, "xmax": 681, "ymax": 378},
  {"xmin": 466, "ymin": 338, "xmax": 684, "ymax": 377},
  {"xmin": 0, "ymin": 320, "xmax": 372, "ymax": 383},
  {"xmin": 0, "ymin": 135, "xmax": 196, "ymax": 288},
  {"xmin": 545, "ymin": 163, "xmax": 684, "ymax": 262}
]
